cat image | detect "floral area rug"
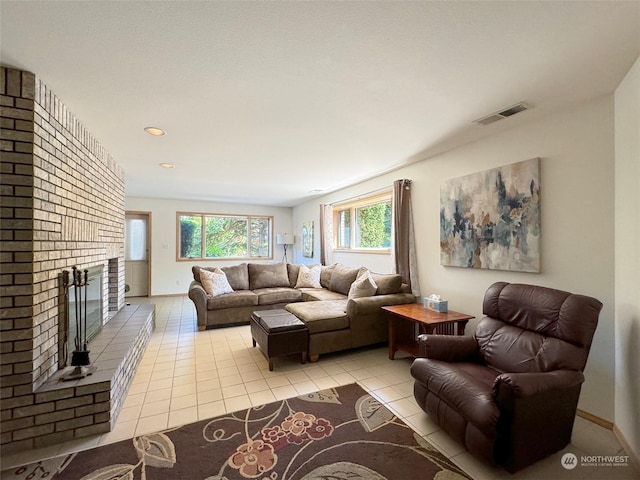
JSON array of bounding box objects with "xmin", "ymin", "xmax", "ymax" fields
[{"xmin": 1, "ymin": 383, "xmax": 470, "ymax": 480}]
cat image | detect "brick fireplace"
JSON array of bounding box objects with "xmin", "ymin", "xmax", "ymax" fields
[{"xmin": 0, "ymin": 67, "xmax": 137, "ymax": 453}]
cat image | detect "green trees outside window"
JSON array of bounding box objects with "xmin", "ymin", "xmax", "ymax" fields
[
  {"xmin": 355, "ymin": 201, "xmax": 391, "ymax": 249},
  {"xmin": 334, "ymin": 192, "xmax": 392, "ymax": 251},
  {"xmin": 180, "ymin": 215, "xmax": 202, "ymax": 258},
  {"xmin": 178, "ymin": 213, "xmax": 272, "ymax": 260}
]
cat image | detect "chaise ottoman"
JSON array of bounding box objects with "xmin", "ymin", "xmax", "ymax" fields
[{"xmin": 250, "ymin": 309, "xmax": 309, "ymax": 371}]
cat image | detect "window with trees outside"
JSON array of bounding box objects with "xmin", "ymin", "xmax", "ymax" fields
[
  {"xmin": 177, "ymin": 213, "xmax": 272, "ymax": 260},
  {"xmin": 333, "ymin": 190, "xmax": 392, "ymax": 252}
]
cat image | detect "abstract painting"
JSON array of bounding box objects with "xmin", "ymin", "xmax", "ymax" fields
[
  {"xmin": 302, "ymin": 221, "xmax": 314, "ymax": 258},
  {"xmin": 440, "ymin": 158, "xmax": 540, "ymax": 272}
]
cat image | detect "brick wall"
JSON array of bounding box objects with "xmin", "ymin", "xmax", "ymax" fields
[{"xmin": 0, "ymin": 66, "xmax": 126, "ymax": 452}]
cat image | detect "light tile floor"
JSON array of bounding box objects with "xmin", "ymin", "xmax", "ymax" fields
[{"xmin": 2, "ymin": 296, "xmax": 638, "ymax": 480}]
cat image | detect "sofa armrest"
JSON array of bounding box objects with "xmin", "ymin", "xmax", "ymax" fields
[
  {"xmin": 347, "ymin": 293, "xmax": 416, "ymax": 316},
  {"xmin": 416, "ymin": 334, "xmax": 479, "ymax": 361},
  {"xmin": 493, "ymin": 370, "xmax": 585, "ymax": 400},
  {"xmin": 188, "ymin": 280, "xmax": 208, "ymax": 329}
]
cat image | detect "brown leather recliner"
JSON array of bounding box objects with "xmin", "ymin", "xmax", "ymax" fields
[{"xmin": 410, "ymin": 282, "xmax": 603, "ymax": 473}]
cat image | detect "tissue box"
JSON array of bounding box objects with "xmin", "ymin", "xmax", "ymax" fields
[{"xmin": 424, "ymin": 297, "xmax": 448, "ymax": 313}]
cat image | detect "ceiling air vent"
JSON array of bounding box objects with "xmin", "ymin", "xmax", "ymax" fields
[{"xmin": 474, "ymin": 102, "xmax": 532, "ymax": 126}]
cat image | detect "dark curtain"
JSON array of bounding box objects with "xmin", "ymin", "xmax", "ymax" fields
[
  {"xmin": 319, "ymin": 203, "xmax": 332, "ymax": 266},
  {"xmin": 394, "ymin": 179, "xmax": 420, "ymax": 297}
]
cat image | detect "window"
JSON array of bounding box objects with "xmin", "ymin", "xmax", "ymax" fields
[
  {"xmin": 125, "ymin": 216, "xmax": 147, "ymax": 261},
  {"xmin": 333, "ymin": 190, "xmax": 392, "ymax": 252},
  {"xmin": 177, "ymin": 213, "xmax": 272, "ymax": 260}
]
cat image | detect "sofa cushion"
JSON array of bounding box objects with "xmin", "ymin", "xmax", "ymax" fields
[
  {"xmin": 329, "ymin": 264, "xmax": 360, "ymax": 296},
  {"xmin": 348, "ymin": 269, "xmax": 378, "ymax": 299},
  {"xmin": 249, "ymin": 262, "xmax": 290, "ymax": 290},
  {"xmin": 320, "ymin": 263, "xmax": 337, "ymax": 289},
  {"xmin": 200, "ymin": 268, "xmax": 234, "ymax": 297},
  {"xmin": 411, "ymin": 359, "xmax": 500, "ymax": 436},
  {"xmin": 207, "ymin": 290, "xmax": 258, "ymax": 310},
  {"xmin": 221, "ymin": 263, "xmax": 250, "ymax": 291},
  {"xmin": 299, "ymin": 288, "xmax": 347, "ymax": 302},
  {"xmin": 295, "ymin": 264, "xmax": 322, "ymax": 288},
  {"xmin": 192, "ymin": 266, "xmax": 203, "ymax": 283},
  {"xmin": 254, "ymin": 287, "xmax": 303, "ymax": 305},
  {"xmin": 286, "ymin": 300, "xmax": 349, "ymax": 334},
  {"xmin": 287, "ymin": 263, "xmax": 301, "ymax": 288},
  {"xmin": 370, "ymin": 272, "xmax": 403, "ymax": 295}
]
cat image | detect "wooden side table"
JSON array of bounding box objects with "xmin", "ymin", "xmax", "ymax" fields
[{"xmin": 382, "ymin": 303, "xmax": 475, "ymax": 360}]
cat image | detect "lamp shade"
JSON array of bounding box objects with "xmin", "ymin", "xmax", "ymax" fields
[{"xmin": 276, "ymin": 233, "xmax": 294, "ymax": 245}]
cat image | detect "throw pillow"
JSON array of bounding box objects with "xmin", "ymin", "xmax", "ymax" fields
[
  {"xmin": 295, "ymin": 264, "xmax": 322, "ymax": 288},
  {"xmin": 348, "ymin": 269, "xmax": 378, "ymax": 299},
  {"xmin": 200, "ymin": 268, "xmax": 234, "ymax": 297}
]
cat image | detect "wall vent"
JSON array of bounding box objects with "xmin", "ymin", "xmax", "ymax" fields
[{"xmin": 474, "ymin": 102, "xmax": 533, "ymax": 126}]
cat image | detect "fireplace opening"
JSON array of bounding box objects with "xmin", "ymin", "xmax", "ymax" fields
[{"xmin": 65, "ymin": 266, "xmax": 104, "ymax": 367}]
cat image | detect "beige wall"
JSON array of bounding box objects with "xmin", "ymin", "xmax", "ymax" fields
[
  {"xmin": 614, "ymin": 56, "xmax": 640, "ymax": 462},
  {"xmin": 293, "ymin": 95, "xmax": 617, "ymax": 421},
  {"xmin": 124, "ymin": 197, "xmax": 293, "ymax": 296}
]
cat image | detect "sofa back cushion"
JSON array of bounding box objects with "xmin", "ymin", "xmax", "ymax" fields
[
  {"xmin": 221, "ymin": 263, "xmax": 249, "ymax": 291},
  {"xmin": 249, "ymin": 262, "xmax": 290, "ymax": 290},
  {"xmin": 287, "ymin": 264, "xmax": 300, "ymax": 288},
  {"xmin": 193, "ymin": 264, "xmax": 249, "ymax": 291},
  {"xmin": 192, "ymin": 266, "xmax": 204, "ymax": 283},
  {"xmin": 320, "ymin": 264, "xmax": 337, "ymax": 289},
  {"xmin": 329, "ymin": 264, "xmax": 360, "ymax": 296},
  {"xmin": 370, "ymin": 272, "xmax": 403, "ymax": 295}
]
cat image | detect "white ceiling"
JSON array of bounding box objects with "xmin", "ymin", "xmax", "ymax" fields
[{"xmin": 1, "ymin": 1, "xmax": 638, "ymax": 207}]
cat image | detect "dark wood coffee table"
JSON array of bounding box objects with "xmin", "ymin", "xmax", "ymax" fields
[{"xmin": 382, "ymin": 303, "xmax": 475, "ymax": 359}]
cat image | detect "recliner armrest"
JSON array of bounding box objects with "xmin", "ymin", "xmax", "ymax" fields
[
  {"xmin": 493, "ymin": 370, "xmax": 585, "ymax": 400},
  {"xmin": 417, "ymin": 334, "xmax": 479, "ymax": 362}
]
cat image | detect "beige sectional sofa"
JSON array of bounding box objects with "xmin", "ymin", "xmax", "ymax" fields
[{"xmin": 188, "ymin": 262, "xmax": 416, "ymax": 360}]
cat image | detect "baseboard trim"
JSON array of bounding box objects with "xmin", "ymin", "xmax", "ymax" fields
[
  {"xmin": 576, "ymin": 408, "xmax": 614, "ymax": 430},
  {"xmin": 149, "ymin": 293, "xmax": 188, "ymax": 298},
  {"xmin": 576, "ymin": 409, "xmax": 640, "ymax": 471},
  {"xmin": 126, "ymin": 293, "xmax": 188, "ymax": 299},
  {"xmin": 613, "ymin": 424, "xmax": 640, "ymax": 472}
]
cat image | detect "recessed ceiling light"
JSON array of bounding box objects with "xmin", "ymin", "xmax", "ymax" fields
[
  {"xmin": 159, "ymin": 163, "xmax": 174, "ymax": 169},
  {"xmin": 144, "ymin": 127, "xmax": 166, "ymax": 136},
  {"xmin": 309, "ymin": 189, "xmax": 324, "ymax": 194}
]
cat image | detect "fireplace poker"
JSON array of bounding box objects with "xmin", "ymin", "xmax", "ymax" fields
[
  {"xmin": 72, "ymin": 266, "xmax": 80, "ymax": 351},
  {"xmin": 78, "ymin": 267, "xmax": 83, "ymax": 351},
  {"xmin": 62, "ymin": 270, "xmax": 70, "ymax": 365}
]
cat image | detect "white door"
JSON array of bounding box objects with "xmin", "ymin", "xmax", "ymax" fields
[{"xmin": 125, "ymin": 213, "xmax": 150, "ymax": 297}]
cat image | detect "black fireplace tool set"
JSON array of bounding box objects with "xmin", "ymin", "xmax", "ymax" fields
[{"xmin": 60, "ymin": 266, "xmax": 97, "ymax": 381}]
